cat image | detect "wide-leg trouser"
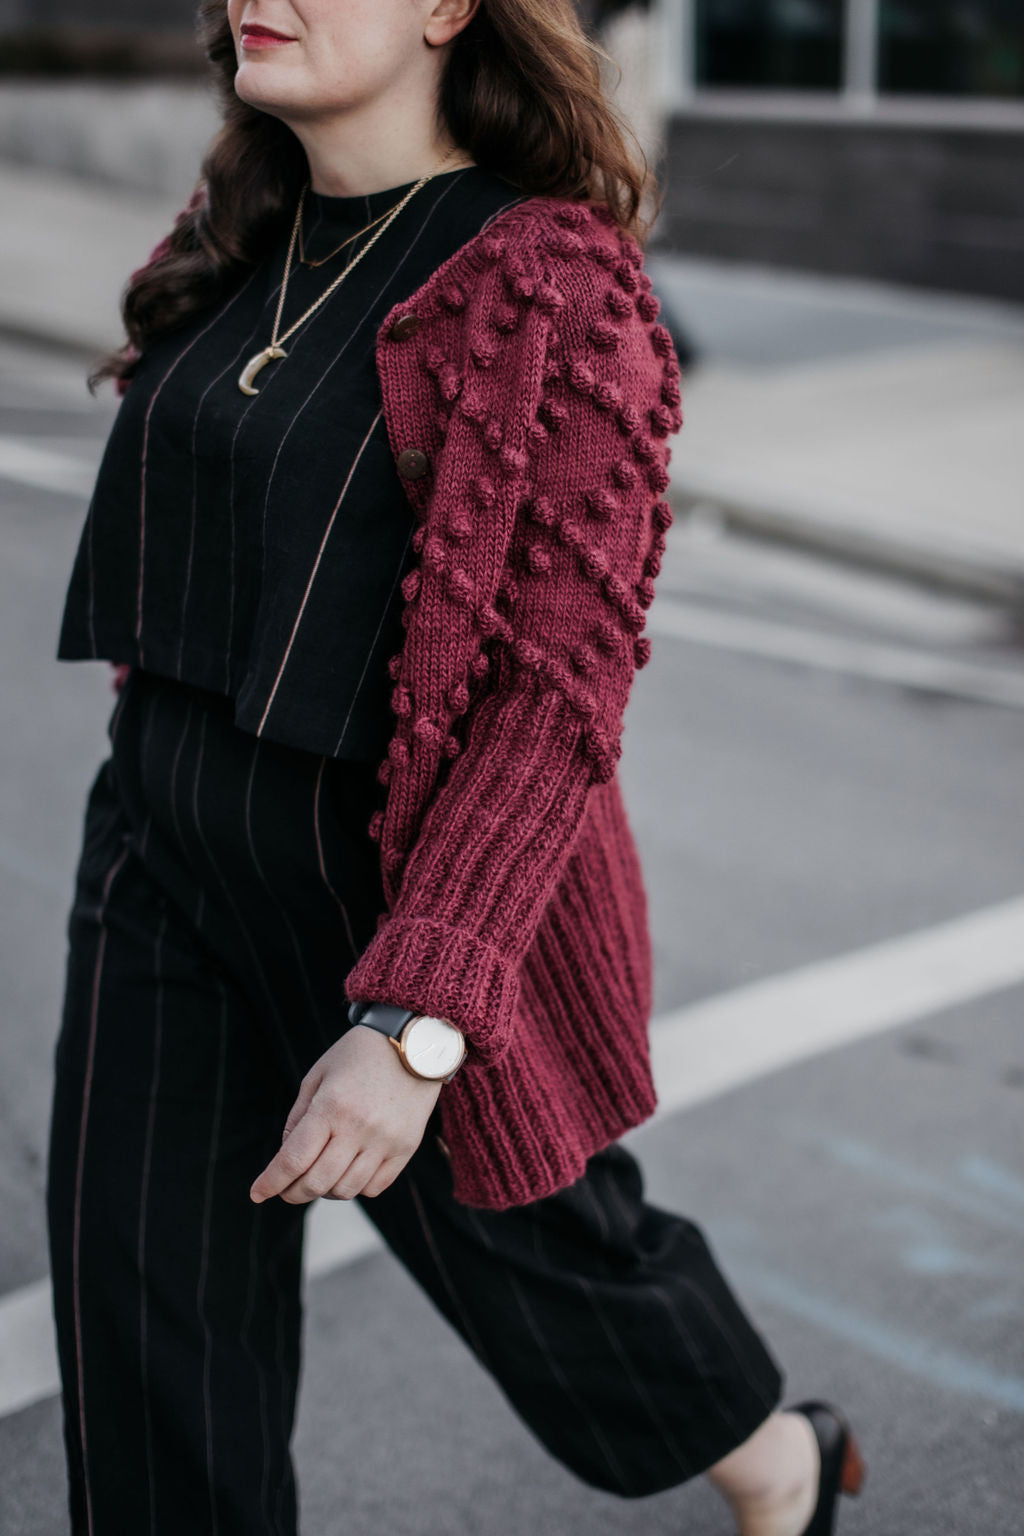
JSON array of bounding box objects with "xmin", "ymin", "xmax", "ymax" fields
[{"xmin": 45, "ymin": 671, "xmax": 785, "ymax": 1535}]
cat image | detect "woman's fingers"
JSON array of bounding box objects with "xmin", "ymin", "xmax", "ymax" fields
[
  {"xmin": 256, "ymin": 1134, "xmax": 417, "ymax": 1206},
  {"xmin": 324, "ymin": 1148, "xmax": 382, "ymax": 1202},
  {"xmin": 250, "ymin": 1108, "xmax": 332, "ymax": 1203},
  {"xmin": 249, "ymin": 1025, "xmax": 442, "ymax": 1205},
  {"xmin": 282, "ymin": 1067, "xmax": 322, "ymax": 1140},
  {"xmin": 358, "ymin": 1155, "xmax": 406, "ymax": 1199},
  {"xmin": 276, "ymin": 1134, "xmax": 361, "ymax": 1205}
]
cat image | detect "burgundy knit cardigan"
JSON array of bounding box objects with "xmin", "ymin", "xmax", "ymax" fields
[{"xmin": 120, "ymin": 191, "xmax": 684, "ymax": 1209}]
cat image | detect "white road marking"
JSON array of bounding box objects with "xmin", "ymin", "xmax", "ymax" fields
[
  {"xmin": 648, "ymin": 596, "xmax": 1024, "ymax": 711},
  {"xmin": 0, "ymin": 1280, "xmax": 55, "ymax": 1421},
  {"xmin": 648, "ymin": 894, "xmax": 1024, "ymax": 1116},
  {"xmin": 0, "ymin": 434, "xmax": 97, "ymax": 498},
  {"xmin": 305, "ymin": 1201, "xmax": 380, "ymax": 1281},
  {"xmin": 2, "ymin": 893, "xmax": 1024, "ymax": 1420}
]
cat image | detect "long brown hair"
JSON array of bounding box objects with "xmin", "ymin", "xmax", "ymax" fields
[{"xmin": 93, "ymin": 0, "xmax": 662, "ymax": 391}]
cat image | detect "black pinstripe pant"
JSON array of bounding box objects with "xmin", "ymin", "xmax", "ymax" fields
[{"xmin": 45, "ymin": 670, "xmax": 784, "ymax": 1535}]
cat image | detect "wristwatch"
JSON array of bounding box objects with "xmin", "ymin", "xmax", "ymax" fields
[{"xmin": 347, "ymin": 1000, "xmax": 467, "ymax": 1083}]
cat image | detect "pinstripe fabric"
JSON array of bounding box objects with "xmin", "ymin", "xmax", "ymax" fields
[
  {"xmin": 256, "ymin": 409, "xmax": 384, "ymax": 736},
  {"xmin": 46, "ymin": 670, "xmax": 784, "ymax": 1533},
  {"xmin": 68, "ymin": 839, "xmax": 131, "ymax": 1536},
  {"xmin": 134, "ymin": 276, "xmax": 259, "ymax": 663},
  {"xmin": 58, "ymin": 166, "xmax": 528, "ymax": 762},
  {"xmin": 135, "ymin": 904, "xmax": 168, "ymax": 1536}
]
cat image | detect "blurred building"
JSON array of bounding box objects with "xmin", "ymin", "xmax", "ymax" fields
[
  {"xmin": 0, "ymin": 0, "xmax": 198, "ymax": 70},
  {"xmin": 0, "ymin": 0, "xmax": 193, "ymax": 20},
  {"xmin": 650, "ymin": 0, "xmax": 1024, "ymax": 300}
]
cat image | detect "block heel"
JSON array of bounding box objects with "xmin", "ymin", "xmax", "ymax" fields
[
  {"xmin": 788, "ymin": 1399, "xmax": 866, "ymax": 1536},
  {"xmin": 839, "ymin": 1425, "xmax": 866, "ymax": 1496}
]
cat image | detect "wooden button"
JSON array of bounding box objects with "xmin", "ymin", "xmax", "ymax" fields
[
  {"xmin": 388, "ymin": 313, "xmax": 422, "ymax": 341},
  {"xmin": 397, "ymin": 448, "xmax": 429, "ymax": 479}
]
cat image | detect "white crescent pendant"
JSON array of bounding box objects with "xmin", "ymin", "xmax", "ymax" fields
[{"xmin": 238, "ymin": 344, "xmax": 288, "ymax": 396}]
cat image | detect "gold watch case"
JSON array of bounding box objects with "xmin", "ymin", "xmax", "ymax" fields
[{"xmin": 388, "ymin": 1013, "xmax": 467, "ymax": 1082}]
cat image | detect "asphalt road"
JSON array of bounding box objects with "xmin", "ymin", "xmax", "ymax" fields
[{"xmin": 1, "ymin": 335, "xmax": 1023, "ymax": 1535}]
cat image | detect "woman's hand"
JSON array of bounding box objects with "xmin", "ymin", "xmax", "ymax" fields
[{"xmin": 249, "ymin": 1025, "xmax": 443, "ymax": 1204}]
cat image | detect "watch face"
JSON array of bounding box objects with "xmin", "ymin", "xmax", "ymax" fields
[{"xmin": 403, "ymin": 1016, "xmax": 464, "ymax": 1078}]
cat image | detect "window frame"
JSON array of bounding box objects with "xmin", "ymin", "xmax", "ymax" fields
[{"xmin": 651, "ymin": 0, "xmax": 1024, "ymax": 124}]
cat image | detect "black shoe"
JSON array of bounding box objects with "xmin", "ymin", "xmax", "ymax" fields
[{"xmin": 788, "ymin": 1400, "xmax": 866, "ymax": 1536}]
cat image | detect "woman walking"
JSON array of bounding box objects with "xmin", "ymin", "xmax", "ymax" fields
[{"xmin": 46, "ymin": 1, "xmax": 865, "ymax": 1532}]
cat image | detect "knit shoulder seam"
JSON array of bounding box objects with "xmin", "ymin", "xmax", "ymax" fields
[{"xmin": 374, "ymin": 194, "xmax": 627, "ymax": 343}]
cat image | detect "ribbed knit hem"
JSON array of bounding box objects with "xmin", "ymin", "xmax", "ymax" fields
[
  {"xmin": 343, "ymin": 917, "xmax": 519, "ymax": 1064},
  {"xmin": 440, "ymin": 1033, "xmax": 660, "ymax": 1209}
]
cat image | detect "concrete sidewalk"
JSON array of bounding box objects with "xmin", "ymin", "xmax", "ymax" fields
[
  {"xmin": 2, "ymin": 157, "xmax": 1022, "ymax": 606},
  {"xmin": 650, "ymin": 255, "xmax": 1024, "ymax": 605}
]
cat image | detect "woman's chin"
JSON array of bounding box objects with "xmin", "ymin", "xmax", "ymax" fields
[{"xmin": 234, "ymin": 61, "xmax": 307, "ymax": 116}]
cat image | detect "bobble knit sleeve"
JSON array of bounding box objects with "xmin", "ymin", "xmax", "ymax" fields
[{"xmin": 344, "ymin": 215, "xmax": 682, "ymax": 1066}]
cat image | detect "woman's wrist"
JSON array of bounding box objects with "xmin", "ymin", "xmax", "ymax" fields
[{"xmin": 347, "ymin": 1001, "xmax": 467, "ymax": 1082}]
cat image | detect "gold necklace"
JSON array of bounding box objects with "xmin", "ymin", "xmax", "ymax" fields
[
  {"xmin": 237, "ymin": 147, "xmax": 471, "ymax": 396},
  {"xmin": 298, "ymin": 203, "xmax": 394, "ymax": 269}
]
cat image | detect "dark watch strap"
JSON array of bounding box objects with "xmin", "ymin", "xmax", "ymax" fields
[{"xmin": 347, "ymin": 1000, "xmax": 418, "ymax": 1040}]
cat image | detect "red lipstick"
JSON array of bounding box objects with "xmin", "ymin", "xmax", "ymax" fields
[{"xmin": 240, "ymin": 22, "xmax": 297, "ymax": 49}]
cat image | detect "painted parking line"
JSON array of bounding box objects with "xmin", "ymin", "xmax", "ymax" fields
[
  {"xmin": 2, "ymin": 893, "xmax": 1023, "ymax": 1422},
  {"xmin": 648, "ymin": 597, "xmax": 1024, "ymax": 712},
  {"xmin": 728, "ymin": 1255, "xmax": 1024, "ymax": 1413}
]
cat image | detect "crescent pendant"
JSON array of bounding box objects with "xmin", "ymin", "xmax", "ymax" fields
[{"xmin": 238, "ymin": 345, "xmax": 288, "ymax": 397}]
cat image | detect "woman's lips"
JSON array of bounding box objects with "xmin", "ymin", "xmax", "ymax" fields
[{"xmin": 240, "ymin": 24, "xmax": 297, "ymax": 49}]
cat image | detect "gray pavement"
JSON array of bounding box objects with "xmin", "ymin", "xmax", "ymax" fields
[
  {"xmin": 1, "ymin": 333, "xmax": 1023, "ymax": 1533},
  {"xmin": 1, "ymin": 157, "xmax": 1023, "ymax": 604}
]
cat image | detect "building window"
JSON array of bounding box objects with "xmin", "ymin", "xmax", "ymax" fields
[
  {"xmin": 695, "ymin": 0, "xmax": 845, "ymax": 90},
  {"xmin": 879, "ymin": 1, "xmax": 1024, "ymax": 99}
]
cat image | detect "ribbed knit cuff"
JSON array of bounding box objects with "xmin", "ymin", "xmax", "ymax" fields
[{"xmin": 343, "ymin": 917, "xmax": 520, "ymax": 1065}]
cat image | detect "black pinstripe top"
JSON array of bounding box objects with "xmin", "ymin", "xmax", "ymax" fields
[{"xmin": 57, "ymin": 165, "xmax": 527, "ymax": 761}]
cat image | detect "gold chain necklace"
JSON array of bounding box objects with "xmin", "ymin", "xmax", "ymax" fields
[
  {"xmin": 238, "ymin": 147, "xmax": 470, "ymax": 396},
  {"xmin": 298, "ymin": 201, "xmax": 394, "ymax": 269}
]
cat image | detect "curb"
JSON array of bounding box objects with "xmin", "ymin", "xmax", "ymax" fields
[{"xmin": 669, "ymin": 469, "xmax": 1024, "ymax": 610}]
